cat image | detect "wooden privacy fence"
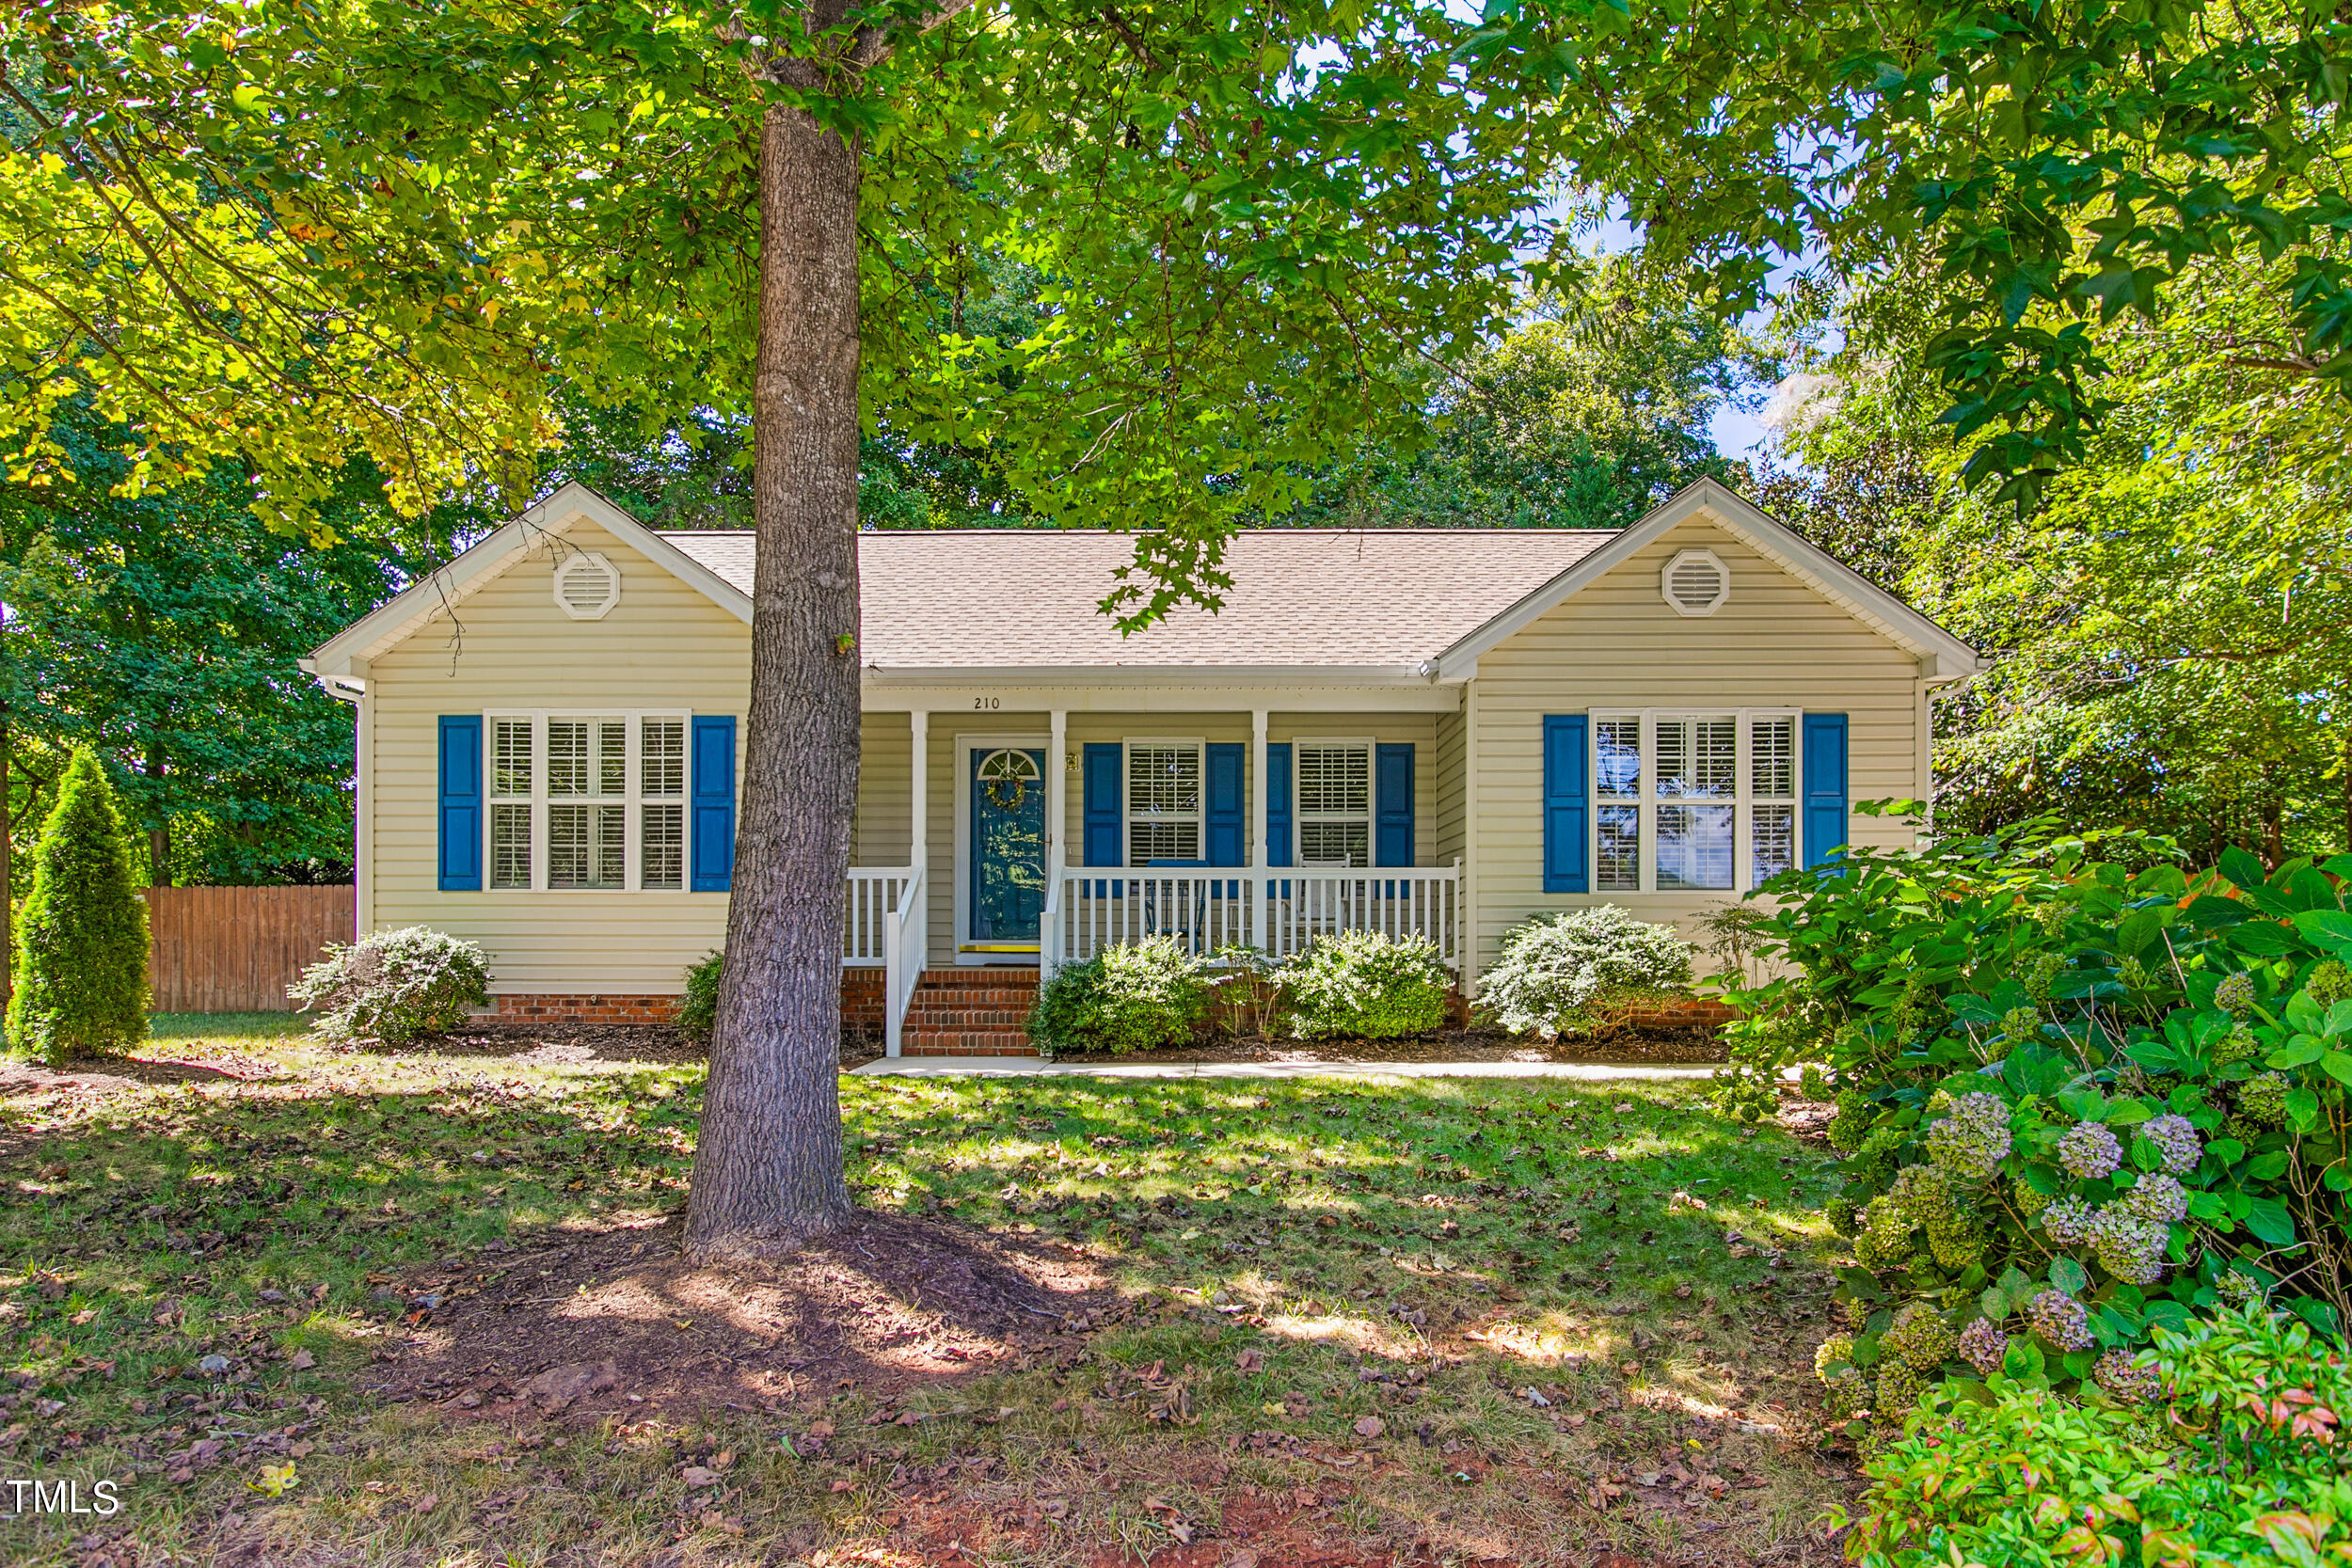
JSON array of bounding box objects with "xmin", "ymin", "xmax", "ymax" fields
[{"xmin": 142, "ymin": 886, "xmax": 356, "ymax": 1013}]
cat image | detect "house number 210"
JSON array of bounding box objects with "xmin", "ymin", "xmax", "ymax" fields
[{"xmin": 972, "ymin": 697, "xmax": 1000, "ymax": 710}]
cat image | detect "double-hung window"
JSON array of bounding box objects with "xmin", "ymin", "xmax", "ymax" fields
[
  {"xmin": 1589, "ymin": 711, "xmax": 1799, "ymax": 893},
  {"xmin": 1125, "ymin": 740, "xmax": 1202, "ymax": 863},
  {"xmin": 485, "ymin": 712, "xmax": 690, "ymax": 891},
  {"xmin": 1295, "ymin": 739, "xmax": 1372, "ymax": 867}
]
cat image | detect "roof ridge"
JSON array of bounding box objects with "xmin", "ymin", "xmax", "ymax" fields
[{"xmin": 658, "ymin": 526, "xmax": 1624, "ymax": 539}]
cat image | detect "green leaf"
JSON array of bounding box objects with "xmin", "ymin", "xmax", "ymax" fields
[
  {"xmin": 2048, "ymin": 1257, "xmax": 2088, "ymax": 1296},
  {"xmin": 2292, "ymin": 910, "xmax": 2352, "ymax": 950},
  {"xmin": 2218, "ymin": 846, "xmax": 2270, "ymax": 894},
  {"xmin": 2243, "ymin": 1198, "xmax": 2296, "ymax": 1245},
  {"xmin": 2323, "ymin": 1051, "xmax": 2352, "ymax": 1087}
]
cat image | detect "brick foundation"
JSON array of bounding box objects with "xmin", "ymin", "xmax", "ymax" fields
[
  {"xmin": 482, "ymin": 970, "xmax": 889, "ymax": 1037},
  {"xmin": 1621, "ymin": 997, "xmax": 1739, "ymax": 1030},
  {"xmin": 485, "ymin": 993, "xmax": 683, "ymax": 1025}
]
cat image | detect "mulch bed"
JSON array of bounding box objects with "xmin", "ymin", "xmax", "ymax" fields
[
  {"xmin": 1051, "ymin": 1024, "xmax": 1726, "ymax": 1067},
  {"xmin": 370, "ymin": 1211, "xmax": 1125, "ymax": 1421}
]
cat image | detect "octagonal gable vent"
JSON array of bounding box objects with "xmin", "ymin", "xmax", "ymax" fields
[
  {"xmin": 552, "ymin": 551, "xmax": 621, "ymax": 621},
  {"xmin": 1661, "ymin": 547, "xmax": 1730, "ymax": 617}
]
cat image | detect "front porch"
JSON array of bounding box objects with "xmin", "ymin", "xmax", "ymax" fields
[{"xmin": 839, "ymin": 696, "xmax": 1468, "ymax": 1056}]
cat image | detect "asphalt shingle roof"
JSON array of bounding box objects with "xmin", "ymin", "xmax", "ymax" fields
[{"xmin": 659, "ymin": 528, "xmax": 1614, "ymax": 669}]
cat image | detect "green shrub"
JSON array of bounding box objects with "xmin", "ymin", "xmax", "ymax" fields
[
  {"xmin": 1475, "ymin": 905, "xmax": 1692, "ymax": 1037},
  {"xmin": 1730, "ymin": 814, "xmax": 2351, "ymax": 1411},
  {"xmin": 288, "ymin": 926, "xmax": 492, "ymax": 1044},
  {"xmin": 7, "ymin": 748, "xmax": 151, "ymax": 1063},
  {"xmin": 1026, "ymin": 936, "xmax": 1206, "ymax": 1055},
  {"xmin": 1839, "ymin": 1307, "xmax": 2352, "ymax": 1567},
  {"xmin": 678, "ymin": 950, "xmax": 723, "ymax": 1041},
  {"xmin": 1281, "ymin": 929, "xmax": 1449, "ymax": 1040}
]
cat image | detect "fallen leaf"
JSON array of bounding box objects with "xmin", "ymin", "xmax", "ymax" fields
[
  {"xmin": 1353, "ymin": 1416, "xmax": 1386, "ymax": 1438},
  {"xmin": 289, "ymin": 1350, "xmax": 316, "ymax": 1370},
  {"xmin": 412, "ymin": 1493, "xmax": 438, "ymax": 1514},
  {"xmin": 681, "ymin": 1466, "xmax": 721, "ymax": 1488},
  {"xmin": 832, "ymin": 1480, "xmax": 855, "ymax": 1494}
]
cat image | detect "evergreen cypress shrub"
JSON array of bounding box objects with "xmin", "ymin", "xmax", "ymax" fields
[{"xmin": 7, "ymin": 748, "xmax": 151, "ymax": 1063}]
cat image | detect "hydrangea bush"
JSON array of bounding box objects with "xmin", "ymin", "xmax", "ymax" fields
[{"xmin": 1718, "ymin": 815, "xmax": 2351, "ymax": 1415}]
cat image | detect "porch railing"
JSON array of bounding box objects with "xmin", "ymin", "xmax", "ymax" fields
[
  {"xmin": 882, "ymin": 867, "xmax": 926, "ymax": 1058},
  {"xmin": 1041, "ymin": 862, "xmax": 1461, "ymax": 981},
  {"xmin": 844, "ymin": 867, "xmax": 914, "ymax": 965}
]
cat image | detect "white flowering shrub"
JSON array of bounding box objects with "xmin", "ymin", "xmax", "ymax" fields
[
  {"xmin": 1475, "ymin": 906, "xmax": 1692, "ymax": 1037},
  {"xmin": 288, "ymin": 927, "xmax": 492, "ymax": 1044}
]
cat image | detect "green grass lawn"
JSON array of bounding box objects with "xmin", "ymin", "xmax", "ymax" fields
[{"xmin": 0, "ymin": 1017, "xmax": 1852, "ymax": 1566}]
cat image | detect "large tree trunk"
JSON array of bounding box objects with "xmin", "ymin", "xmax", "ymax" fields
[{"xmin": 682, "ymin": 99, "xmax": 865, "ymax": 1260}]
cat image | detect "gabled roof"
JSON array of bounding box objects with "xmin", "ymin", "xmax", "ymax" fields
[
  {"xmin": 302, "ymin": 483, "xmax": 750, "ymax": 679},
  {"xmin": 304, "ymin": 477, "xmax": 1977, "ymax": 685},
  {"xmin": 1431, "ymin": 479, "xmax": 1979, "ymax": 680},
  {"xmin": 662, "ymin": 527, "xmax": 1613, "ymax": 672}
]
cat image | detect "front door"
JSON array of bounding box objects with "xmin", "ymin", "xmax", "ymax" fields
[{"xmin": 969, "ymin": 746, "xmax": 1046, "ymax": 948}]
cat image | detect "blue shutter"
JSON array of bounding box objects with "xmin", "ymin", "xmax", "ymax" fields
[
  {"xmin": 437, "ymin": 715, "xmax": 483, "ymax": 892},
  {"xmin": 1543, "ymin": 715, "xmax": 1588, "ymax": 894},
  {"xmin": 1205, "ymin": 743, "xmax": 1245, "ymax": 866},
  {"xmin": 1804, "ymin": 712, "xmax": 1850, "ymax": 867},
  {"xmin": 1265, "ymin": 743, "xmax": 1293, "ymax": 868},
  {"xmin": 1083, "ymin": 743, "xmax": 1123, "ymax": 866},
  {"xmin": 691, "ymin": 715, "xmax": 737, "ymax": 892},
  {"xmin": 1375, "ymin": 743, "xmax": 1415, "ymax": 867}
]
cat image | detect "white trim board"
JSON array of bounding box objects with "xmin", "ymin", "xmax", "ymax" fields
[
  {"xmin": 304, "ymin": 483, "xmax": 752, "ymax": 679},
  {"xmin": 1432, "ymin": 479, "xmax": 1980, "ymax": 680}
]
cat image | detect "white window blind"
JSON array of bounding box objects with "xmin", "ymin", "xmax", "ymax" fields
[
  {"xmin": 1295, "ymin": 741, "xmax": 1371, "ymax": 867},
  {"xmin": 489, "ymin": 719, "xmax": 533, "ymax": 890},
  {"xmin": 1591, "ymin": 711, "xmax": 1799, "ymax": 895},
  {"xmin": 1750, "ymin": 716, "xmax": 1798, "ymax": 885},
  {"xmin": 1126, "ymin": 742, "xmax": 1202, "ymax": 863},
  {"xmin": 641, "ymin": 719, "xmax": 685, "ymax": 891},
  {"xmin": 481, "ymin": 711, "xmax": 689, "ymax": 892}
]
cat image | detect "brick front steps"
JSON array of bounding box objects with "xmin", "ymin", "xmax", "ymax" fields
[{"xmin": 899, "ymin": 968, "xmax": 1042, "ymax": 1057}]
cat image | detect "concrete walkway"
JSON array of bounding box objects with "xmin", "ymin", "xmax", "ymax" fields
[{"xmin": 851, "ymin": 1055, "xmax": 1719, "ymax": 1082}]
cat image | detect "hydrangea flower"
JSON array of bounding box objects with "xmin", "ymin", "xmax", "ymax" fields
[
  {"xmin": 2237, "ymin": 1072, "xmax": 2291, "ymax": 1131},
  {"xmin": 2217, "ymin": 1271, "xmax": 2265, "ymax": 1309},
  {"xmin": 1925, "ymin": 1092, "xmax": 2013, "ymax": 1180},
  {"xmin": 2093, "ymin": 1349, "xmax": 2161, "ymax": 1405},
  {"xmin": 2012, "ymin": 1180, "xmax": 2053, "ymax": 1217},
  {"xmin": 2027, "ymin": 1290, "xmax": 2095, "ymax": 1351},
  {"xmin": 2089, "ymin": 1208, "xmax": 2169, "ymax": 1285},
  {"xmin": 2058, "ymin": 1120, "xmax": 2124, "ymax": 1179},
  {"xmin": 1883, "ymin": 1302, "xmax": 1958, "ymax": 1371},
  {"xmin": 2140, "ymin": 1114, "xmax": 2201, "ymax": 1176},
  {"xmin": 2121, "ymin": 1172, "xmax": 2188, "ymax": 1227},
  {"xmin": 1855, "ymin": 1197, "xmax": 1915, "ymax": 1271},
  {"xmin": 1820, "ymin": 1365, "xmax": 1867, "ymax": 1420},
  {"xmin": 2212, "ymin": 971, "xmax": 2254, "ymax": 1017},
  {"xmin": 1814, "ymin": 1335, "xmax": 1855, "ymax": 1381},
  {"xmin": 2040, "ymin": 1195, "xmax": 2095, "ymax": 1245},
  {"xmin": 1873, "ymin": 1360, "xmax": 1925, "ymax": 1419},
  {"xmin": 1957, "ymin": 1318, "xmax": 2010, "ymax": 1375}
]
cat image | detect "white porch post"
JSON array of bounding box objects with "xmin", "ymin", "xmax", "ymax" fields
[
  {"xmin": 909, "ymin": 710, "xmax": 929, "ymax": 869},
  {"xmin": 1046, "ymin": 709, "xmax": 1067, "ymax": 886},
  {"xmin": 1250, "ymin": 709, "xmax": 1268, "ymax": 952}
]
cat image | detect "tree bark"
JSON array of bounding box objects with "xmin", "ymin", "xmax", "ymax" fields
[{"xmin": 682, "ymin": 96, "xmax": 864, "ymax": 1260}]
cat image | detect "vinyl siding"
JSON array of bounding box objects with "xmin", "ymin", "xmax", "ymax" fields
[
  {"xmin": 1464, "ymin": 515, "xmax": 1925, "ymax": 974},
  {"xmin": 367, "ymin": 520, "xmax": 750, "ymax": 993},
  {"xmin": 1434, "ymin": 708, "xmax": 1466, "ymax": 866}
]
